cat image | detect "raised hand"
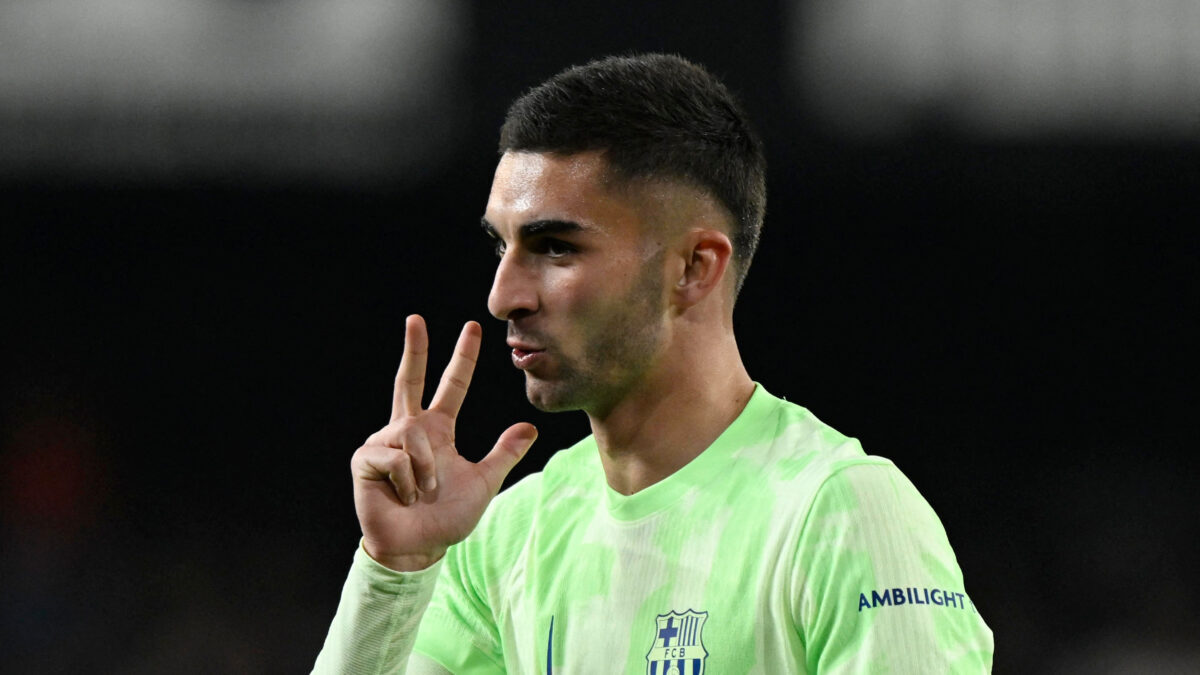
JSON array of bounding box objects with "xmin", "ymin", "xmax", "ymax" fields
[{"xmin": 350, "ymin": 315, "xmax": 537, "ymax": 571}]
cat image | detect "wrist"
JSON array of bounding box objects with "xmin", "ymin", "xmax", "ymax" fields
[{"xmin": 362, "ymin": 540, "xmax": 446, "ymax": 572}]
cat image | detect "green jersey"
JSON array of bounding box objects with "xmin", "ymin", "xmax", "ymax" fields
[{"xmin": 314, "ymin": 385, "xmax": 993, "ymax": 673}]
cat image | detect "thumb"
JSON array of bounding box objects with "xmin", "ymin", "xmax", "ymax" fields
[{"xmin": 478, "ymin": 422, "xmax": 538, "ymax": 494}]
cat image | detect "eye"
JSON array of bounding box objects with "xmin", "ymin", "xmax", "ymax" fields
[
  {"xmin": 492, "ymin": 239, "xmax": 506, "ymax": 258},
  {"xmin": 537, "ymin": 238, "xmax": 576, "ymax": 258}
]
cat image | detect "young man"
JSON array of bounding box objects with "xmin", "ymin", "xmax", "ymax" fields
[{"xmin": 314, "ymin": 54, "xmax": 993, "ymax": 673}]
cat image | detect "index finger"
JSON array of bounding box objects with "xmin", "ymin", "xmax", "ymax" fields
[
  {"xmin": 428, "ymin": 321, "xmax": 481, "ymax": 418},
  {"xmin": 392, "ymin": 315, "xmax": 429, "ymax": 421}
]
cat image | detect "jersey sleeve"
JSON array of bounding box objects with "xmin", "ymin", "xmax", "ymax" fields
[
  {"xmin": 792, "ymin": 461, "xmax": 994, "ymax": 673},
  {"xmin": 411, "ymin": 535, "xmax": 507, "ymax": 675},
  {"xmin": 311, "ymin": 542, "xmax": 446, "ymax": 675}
]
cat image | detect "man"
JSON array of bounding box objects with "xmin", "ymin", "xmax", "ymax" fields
[{"xmin": 314, "ymin": 54, "xmax": 993, "ymax": 673}]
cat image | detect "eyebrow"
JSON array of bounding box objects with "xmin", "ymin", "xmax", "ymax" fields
[{"xmin": 480, "ymin": 217, "xmax": 589, "ymax": 240}]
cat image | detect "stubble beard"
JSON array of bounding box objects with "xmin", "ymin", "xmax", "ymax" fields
[{"xmin": 524, "ymin": 262, "xmax": 666, "ymax": 415}]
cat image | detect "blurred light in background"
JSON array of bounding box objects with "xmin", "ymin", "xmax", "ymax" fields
[
  {"xmin": 2, "ymin": 414, "xmax": 105, "ymax": 540},
  {"xmin": 0, "ymin": 0, "xmax": 466, "ymax": 184},
  {"xmin": 792, "ymin": 0, "xmax": 1200, "ymax": 139}
]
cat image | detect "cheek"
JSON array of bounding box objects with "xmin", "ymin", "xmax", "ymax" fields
[
  {"xmin": 544, "ymin": 250, "xmax": 652, "ymax": 328},
  {"xmin": 544, "ymin": 261, "xmax": 613, "ymax": 310},
  {"xmin": 555, "ymin": 282, "xmax": 605, "ymax": 331},
  {"xmin": 545, "ymin": 270, "xmax": 625, "ymax": 341}
]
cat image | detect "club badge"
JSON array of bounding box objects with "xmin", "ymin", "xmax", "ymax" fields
[{"xmin": 645, "ymin": 609, "xmax": 709, "ymax": 675}]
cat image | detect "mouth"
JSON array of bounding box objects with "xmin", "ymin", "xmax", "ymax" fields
[
  {"xmin": 507, "ymin": 340, "xmax": 546, "ymax": 370},
  {"xmin": 510, "ymin": 347, "xmax": 545, "ymax": 370}
]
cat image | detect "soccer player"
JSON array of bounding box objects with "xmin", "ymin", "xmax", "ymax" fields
[{"xmin": 314, "ymin": 54, "xmax": 993, "ymax": 673}]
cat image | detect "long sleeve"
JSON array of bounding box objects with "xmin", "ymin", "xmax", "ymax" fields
[{"xmin": 312, "ymin": 542, "xmax": 450, "ymax": 675}]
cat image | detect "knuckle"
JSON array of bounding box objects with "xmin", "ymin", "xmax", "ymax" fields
[
  {"xmin": 395, "ymin": 421, "xmax": 419, "ymax": 445},
  {"xmin": 367, "ymin": 420, "xmax": 411, "ymax": 447},
  {"xmin": 443, "ymin": 374, "xmax": 470, "ymax": 390},
  {"xmin": 395, "ymin": 371, "xmax": 424, "ymax": 387},
  {"xmin": 365, "ymin": 421, "xmax": 396, "ymax": 445}
]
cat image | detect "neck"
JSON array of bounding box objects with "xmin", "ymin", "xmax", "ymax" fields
[{"xmin": 586, "ymin": 325, "xmax": 754, "ymax": 495}]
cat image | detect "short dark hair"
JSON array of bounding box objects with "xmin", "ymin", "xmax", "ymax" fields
[{"xmin": 499, "ymin": 54, "xmax": 767, "ymax": 294}]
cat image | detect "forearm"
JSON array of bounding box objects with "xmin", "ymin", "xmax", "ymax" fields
[{"xmin": 312, "ymin": 541, "xmax": 444, "ymax": 674}]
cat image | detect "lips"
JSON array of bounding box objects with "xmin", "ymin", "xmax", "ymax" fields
[
  {"xmin": 510, "ymin": 347, "xmax": 545, "ymax": 370},
  {"xmin": 507, "ymin": 339, "xmax": 543, "ymax": 352},
  {"xmin": 507, "ymin": 338, "xmax": 546, "ymax": 370}
]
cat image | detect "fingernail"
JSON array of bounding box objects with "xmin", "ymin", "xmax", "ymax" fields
[
  {"xmin": 402, "ymin": 492, "xmax": 415, "ymax": 506},
  {"xmin": 422, "ymin": 477, "xmax": 437, "ymax": 492}
]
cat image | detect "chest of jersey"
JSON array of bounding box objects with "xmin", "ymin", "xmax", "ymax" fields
[{"xmin": 494, "ymin": 492, "xmax": 807, "ymax": 674}]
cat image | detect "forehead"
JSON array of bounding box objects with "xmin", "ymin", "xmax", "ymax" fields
[{"xmin": 485, "ymin": 151, "xmax": 643, "ymax": 237}]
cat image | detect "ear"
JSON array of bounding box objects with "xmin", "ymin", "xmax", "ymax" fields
[{"xmin": 672, "ymin": 229, "xmax": 733, "ymax": 309}]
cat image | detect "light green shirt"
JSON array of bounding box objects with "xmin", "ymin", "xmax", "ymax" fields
[{"xmin": 315, "ymin": 385, "xmax": 993, "ymax": 673}]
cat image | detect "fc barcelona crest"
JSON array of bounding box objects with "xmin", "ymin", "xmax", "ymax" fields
[{"xmin": 645, "ymin": 609, "xmax": 709, "ymax": 675}]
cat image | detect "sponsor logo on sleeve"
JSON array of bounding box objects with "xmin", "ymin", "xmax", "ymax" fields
[{"xmin": 857, "ymin": 587, "xmax": 978, "ymax": 613}]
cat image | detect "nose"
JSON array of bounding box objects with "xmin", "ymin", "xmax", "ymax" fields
[{"xmin": 487, "ymin": 250, "xmax": 538, "ymax": 320}]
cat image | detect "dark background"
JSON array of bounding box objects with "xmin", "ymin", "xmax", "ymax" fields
[{"xmin": 3, "ymin": 2, "xmax": 1198, "ymax": 672}]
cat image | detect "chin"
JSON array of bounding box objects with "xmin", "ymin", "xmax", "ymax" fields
[{"xmin": 524, "ymin": 377, "xmax": 585, "ymax": 413}]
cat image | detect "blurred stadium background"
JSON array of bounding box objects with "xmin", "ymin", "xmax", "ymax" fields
[{"xmin": 3, "ymin": 1, "xmax": 1197, "ymax": 672}]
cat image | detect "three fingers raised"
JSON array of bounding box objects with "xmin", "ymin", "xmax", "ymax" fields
[{"xmin": 372, "ymin": 315, "xmax": 533, "ymax": 498}]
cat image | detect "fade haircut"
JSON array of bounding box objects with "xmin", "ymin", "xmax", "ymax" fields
[{"xmin": 498, "ymin": 54, "xmax": 767, "ymax": 294}]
